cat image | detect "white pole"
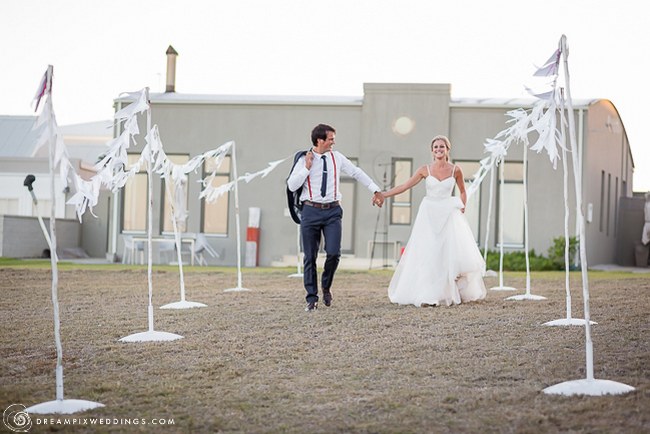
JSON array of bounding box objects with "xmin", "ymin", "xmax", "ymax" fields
[
  {"xmin": 483, "ymin": 165, "xmax": 496, "ymax": 263},
  {"xmin": 561, "ymin": 36, "xmax": 594, "ymax": 379},
  {"xmin": 560, "ymin": 90, "xmax": 572, "ymax": 318},
  {"xmin": 26, "ymin": 65, "xmax": 105, "ymax": 414},
  {"xmin": 543, "ymin": 88, "xmax": 591, "ymax": 325},
  {"xmin": 543, "ymin": 35, "xmax": 632, "ymax": 395},
  {"xmin": 160, "ymin": 176, "xmax": 206, "ymax": 309},
  {"xmin": 44, "ymin": 67, "xmax": 64, "ymax": 402},
  {"xmin": 505, "ymin": 144, "xmax": 545, "ymax": 300},
  {"xmin": 168, "ymin": 180, "xmax": 186, "ymax": 300},
  {"xmin": 498, "ymin": 162, "xmax": 504, "ymax": 286},
  {"xmin": 490, "ymin": 159, "xmax": 516, "ymax": 291},
  {"xmin": 119, "ymin": 88, "xmax": 183, "ymax": 341},
  {"xmin": 145, "ymin": 87, "xmax": 155, "ymax": 332},
  {"xmin": 224, "ymin": 141, "xmax": 251, "ymax": 292},
  {"xmin": 523, "ymin": 144, "xmax": 531, "ymax": 295}
]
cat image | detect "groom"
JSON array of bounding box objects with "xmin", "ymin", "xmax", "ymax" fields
[{"xmin": 287, "ymin": 124, "xmax": 384, "ymax": 311}]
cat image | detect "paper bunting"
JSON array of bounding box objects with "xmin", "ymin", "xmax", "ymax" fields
[
  {"xmin": 199, "ymin": 153, "xmax": 288, "ymax": 203},
  {"xmin": 533, "ymin": 48, "xmax": 561, "ymax": 77}
]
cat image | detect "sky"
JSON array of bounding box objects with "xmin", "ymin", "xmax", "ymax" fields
[{"xmin": 2, "ymin": 0, "xmax": 649, "ymax": 191}]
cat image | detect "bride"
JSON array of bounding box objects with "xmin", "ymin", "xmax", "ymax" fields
[{"xmin": 380, "ymin": 135, "xmax": 486, "ymax": 307}]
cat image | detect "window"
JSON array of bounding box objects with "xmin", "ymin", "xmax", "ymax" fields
[
  {"xmin": 390, "ymin": 159, "xmax": 412, "ymax": 224},
  {"xmin": 202, "ymin": 155, "xmax": 231, "ymax": 235},
  {"xmin": 123, "ymin": 154, "xmax": 148, "ymax": 232},
  {"xmin": 455, "ymin": 161, "xmax": 481, "ymax": 242},
  {"xmin": 161, "ymin": 154, "xmax": 190, "ymax": 233},
  {"xmin": 497, "ymin": 162, "xmax": 524, "ymax": 247}
]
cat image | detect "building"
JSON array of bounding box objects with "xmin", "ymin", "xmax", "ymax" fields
[
  {"xmin": 0, "ymin": 116, "xmax": 112, "ymax": 259},
  {"xmin": 109, "ymin": 76, "xmax": 634, "ymax": 267}
]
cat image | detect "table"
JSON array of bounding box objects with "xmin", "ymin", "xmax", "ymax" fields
[{"xmin": 131, "ymin": 236, "xmax": 196, "ymax": 266}]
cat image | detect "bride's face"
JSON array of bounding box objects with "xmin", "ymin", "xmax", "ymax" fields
[{"xmin": 431, "ymin": 140, "xmax": 448, "ymax": 160}]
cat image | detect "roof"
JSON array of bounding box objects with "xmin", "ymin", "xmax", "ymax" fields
[
  {"xmin": 450, "ymin": 96, "xmax": 598, "ymax": 109},
  {"xmin": 115, "ymin": 92, "xmax": 364, "ymax": 106},
  {"xmin": 0, "ymin": 115, "xmax": 44, "ymax": 157},
  {"xmin": 115, "ymin": 91, "xmax": 599, "ymax": 110},
  {"xmin": 0, "ymin": 116, "xmax": 112, "ymax": 162}
]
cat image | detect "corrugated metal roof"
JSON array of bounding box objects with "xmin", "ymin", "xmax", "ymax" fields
[
  {"xmin": 115, "ymin": 92, "xmax": 598, "ymax": 110},
  {"xmin": 0, "ymin": 116, "xmax": 112, "ymax": 162},
  {"xmin": 0, "ymin": 115, "xmax": 44, "ymax": 157}
]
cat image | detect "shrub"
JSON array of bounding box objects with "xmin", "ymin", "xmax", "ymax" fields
[
  {"xmin": 484, "ymin": 235, "xmax": 578, "ymax": 271},
  {"xmin": 546, "ymin": 236, "xmax": 578, "ymax": 270},
  {"xmin": 485, "ymin": 249, "xmax": 555, "ymax": 271}
]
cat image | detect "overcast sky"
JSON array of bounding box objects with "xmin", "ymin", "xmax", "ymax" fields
[{"xmin": 2, "ymin": 0, "xmax": 648, "ymax": 191}]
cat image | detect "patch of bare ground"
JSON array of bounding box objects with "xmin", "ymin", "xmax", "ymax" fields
[{"xmin": 0, "ymin": 267, "xmax": 648, "ymax": 433}]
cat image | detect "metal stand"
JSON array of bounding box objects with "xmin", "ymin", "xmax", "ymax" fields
[{"xmin": 369, "ymin": 163, "xmax": 392, "ymax": 269}]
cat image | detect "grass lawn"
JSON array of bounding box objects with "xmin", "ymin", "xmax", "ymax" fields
[{"xmin": 1, "ymin": 261, "xmax": 648, "ymax": 433}]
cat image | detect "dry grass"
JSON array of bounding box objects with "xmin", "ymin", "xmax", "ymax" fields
[{"xmin": 0, "ymin": 264, "xmax": 648, "ymax": 433}]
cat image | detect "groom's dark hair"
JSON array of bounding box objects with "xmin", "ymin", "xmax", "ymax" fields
[{"xmin": 311, "ymin": 123, "xmax": 336, "ymax": 146}]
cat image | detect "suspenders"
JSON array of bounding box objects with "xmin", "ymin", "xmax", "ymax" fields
[{"xmin": 306, "ymin": 151, "xmax": 337, "ymax": 201}]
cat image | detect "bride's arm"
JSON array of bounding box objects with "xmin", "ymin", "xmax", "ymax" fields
[
  {"xmin": 382, "ymin": 165, "xmax": 427, "ymax": 199},
  {"xmin": 455, "ymin": 166, "xmax": 467, "ymax": 212}
]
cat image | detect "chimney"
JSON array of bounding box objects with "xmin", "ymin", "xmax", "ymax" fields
[{"xmin": 165, "ymin": 45, "xmax": 178, "ymax": 93}]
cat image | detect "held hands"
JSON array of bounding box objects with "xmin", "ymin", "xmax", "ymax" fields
[{"xmin": 372, "ymin": 191, "xmax": 385, "ymax": 208}]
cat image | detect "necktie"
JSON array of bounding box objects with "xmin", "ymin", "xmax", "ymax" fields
[{"xmin": 320, "ymin": 155, "xmax": 328, "ymax": 197}]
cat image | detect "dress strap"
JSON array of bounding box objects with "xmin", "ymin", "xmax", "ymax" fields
[
  {"xmin": 426, "ymin": 164, "xmax": 432, "ymax": 176},
  {"xmin": 451, "ymin": 165, "xmax": 456, "ymax": 176}
]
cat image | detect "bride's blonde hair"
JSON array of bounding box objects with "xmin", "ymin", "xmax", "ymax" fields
[{"xmin": 431, "ymin": 135, "xmax": 451, "ymax": 161}]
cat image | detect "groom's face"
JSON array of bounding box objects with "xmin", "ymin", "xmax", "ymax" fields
[{"xmin": 315, "ymin": 131, "xmax": 335, "ymax": 154}]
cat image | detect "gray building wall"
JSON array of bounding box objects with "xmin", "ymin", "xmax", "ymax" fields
[
  {"xmin": 581, "ymin": 101, "xmax": 634, "ymax": 265},
  {"xmin": 0, "ymin": 215, "xmax": 81, "ymax": 258}
]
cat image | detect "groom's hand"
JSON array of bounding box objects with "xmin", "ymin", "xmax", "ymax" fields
[{"xmin": 372, "ymin": 191, "xmax": 385, "ymax": 208}]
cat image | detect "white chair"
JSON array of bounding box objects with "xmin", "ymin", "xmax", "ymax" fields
[
  {"xmin": 158, "ymin": 240, "xmax": 177, "ymax": 264},
  {"xmin": 194, "ymin": 233, "xmax": 220, "ymax": 266},
  {"xmin": 122, "ymin": 235, "xmax": 144, "ymax": 265}
]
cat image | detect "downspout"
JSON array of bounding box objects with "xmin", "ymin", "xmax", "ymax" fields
[{"xmin": 109, "ymin": 100, "xmax": 122, "ymax": 262}]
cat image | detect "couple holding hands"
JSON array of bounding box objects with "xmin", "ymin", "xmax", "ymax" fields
[{"xmin": 287, "ymin": 123, "xmax": 486, "ymax": 312}]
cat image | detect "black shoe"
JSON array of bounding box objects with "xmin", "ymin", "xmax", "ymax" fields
[
  {"xmin": 305, "ymin": 301, "xmax": 318, "ymax": 312},
  {"xmin": 323, "ymin": 291, "xmax": 332, "ymax": 307}
]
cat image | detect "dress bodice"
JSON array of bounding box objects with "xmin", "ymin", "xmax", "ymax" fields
[{"xmin": 425, "ymin": 176, "xmax": 455, "ymax": 199}]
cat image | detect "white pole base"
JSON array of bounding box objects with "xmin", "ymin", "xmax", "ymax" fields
[
  {"xmin": 543, "ymin": 318, "xmax": 597, "ymax": 326},
  {"xmin": 160, "ymin": 300, "xmax": 207, "ymax": 309},
  {"xmin": 119, "ymin": 330, "xmax": 183, "ymax": 342},
  {"xmin": 26, "ymin": 399, "xmax": 104, "ymax": 414},
  {"xmin": 288, "ymin": 273, "xmax": 303, "ymax": 278},
  {"xmin": 506, "ymin": 293, "xmax": 547, "ymax": 301},
  {"xmin": 490, "ymin": 286, "xmax": 518, "ymax": 291},
  {"xmin": 224, "ymin": 287, "xmax": 251, "ymax": 292},
  {"xmin": 543, "ymin": 378, "xmax": 635, "ymax": 396}
]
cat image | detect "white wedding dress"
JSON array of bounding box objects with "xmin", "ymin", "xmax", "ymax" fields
[{"xmin": 388, "ymin": 166, "xmax": 487, "ymax": 307}]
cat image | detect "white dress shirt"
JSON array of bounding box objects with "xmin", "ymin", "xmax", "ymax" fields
[{"xmin": 287, "ymin": 150, "xmax": 380, "ymax": 203}]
